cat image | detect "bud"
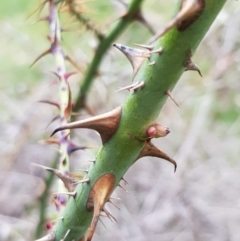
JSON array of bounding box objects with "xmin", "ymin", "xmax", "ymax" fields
[{"xmin": 146, "ymin": 123, "xmax": 170, "ymax": 138}]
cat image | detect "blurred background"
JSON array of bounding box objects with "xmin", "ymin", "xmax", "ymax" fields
[{"xmin": 0, "ymin": 1, "xmax": 240, "ymax": 241}]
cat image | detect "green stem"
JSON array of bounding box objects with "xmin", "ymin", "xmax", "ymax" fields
[
  {"xmin": 42, "ymin": 1, "xmax": 227, "ymax": 240},
  {"xmin": 73, "ymin": 0, "xmax": 145, "ymax": 111}
]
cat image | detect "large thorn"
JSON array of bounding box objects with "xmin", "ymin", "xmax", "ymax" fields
[
  {"xmin": 35, "ymin": 233, "xmax": 55, "ymax": 241},
  {"xmin": 138, "ymin": 140, "xmax": 177, "ymax": 172},
  {"xmin": 86, "ymin": 174, "xmax": 116, "ymax": 241},
  {"xmin": 113, "ymin": 43, "xmax": 150, "ymax": 78},
  {"xmin": 32, "ymin": 163, "xmax": 75, "ymax": 192},
  {"xmin": 51, "ymin": 106, "xmax": 122, "ymax": 143},
  {"xmin": 165, "ymin": 90, "xmax": 179, "ymax": 107},
  {"xmin": 149, "ymin": 0, "xmax": 205, "ymax": 43}
]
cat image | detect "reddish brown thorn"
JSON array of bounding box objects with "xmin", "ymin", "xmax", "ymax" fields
[
  {"xmin": 165, "ymin": 90, "xmax": 179, "ymax": 107},
  {"xmin": 86, "ymin": 174, "xmax": 116, "ymax": 241},
  {"xmin": 138, "ymin": 140, "xmax": 177, "ymax": 172},
  {"xmin": 51, "ymin": 106, "xmax": 122, "ymax": 144},
  {"xmin": 35, "ymin": 232, "xmax": 55, "ymax": 241},
  {"xmin": 149, "ymin": 0, "xmax": 204, "ymax": 43},
  {"xmin": 30, "ymin": 48, "xmax": 51, "ymax": 68},
  {"xmin": 39, "ymin": 138, "xmax": 60, "ymax": 145},
  {"xmin": 184, "ymin": 56, "xmax": 202, "ymax": 77},
  {"xmin": 46, "ymin": 115, "xmax": 60, "ymax": 129},
  {"xmin": 64, "ymin": 72, "xmax": 78, "ymax": 80},
  {"xmin": 38, "ymin": 100, "xmax": 60, "ymax": 110},
  {"xmin": 32, "ymin": 163, "xmax": 75, "ymax": 192},
  {"xmin": 135, "ymin": 11, "xmax": 155, "ymax": 35}
]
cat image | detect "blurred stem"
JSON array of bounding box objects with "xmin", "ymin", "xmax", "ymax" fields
[
  {"xmin": 35, "ymin": 157, "xmax": 58, "ymax": 238},
  {"xmin": 35, "ymin": 0, "xmax": 71, "ymax": 237},
  {"xmin": 73, "ymin": 0, "xmax": 145, "ymax": 111}
]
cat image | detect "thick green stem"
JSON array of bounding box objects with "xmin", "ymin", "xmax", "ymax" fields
[
  {"xmin": 73, "ymin": 0, "xmax": 145, "ymax": 110},
  {"xmin": 50, "ymin": 1, "xmax": 227, "ymax": 240}
]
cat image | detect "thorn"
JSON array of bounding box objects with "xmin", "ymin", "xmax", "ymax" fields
[
  {"xmin": 38, "ymin": 100, "xmax": 60, "ymax": 110},
  {"xmin": 108, "ymin": 199, "xmax": 120, "ymax": 210},
  {"xmin": 134, "ymin": 43, "xmax": 154, "ymax": 51},
  {"xmin": 135, "ymin": 11, "xmax": 156, "ymax": 35},
  {"xmin": 46, "ymin": 115, "xmax": 60, "ymax": 128},
  {"xmin": 118, "ymin": 183, "xmax": 129, "ymax": 193},
  {"xmin": 51, "ymin": 106, "xmax": 122, "ymax": 143},
  {"xmin": 99, "ymin": 217, "xmax": 107, "ymax": 229},
  {"xmin": 75, "ymin": 169, "xmax": 89, "ymax": 173},
  {"xmin": 86, "ymin": 174, "xmax": 116, "ymax": 241},
  {"xmin": 165, "ymin": 90, "xmax": 179, "ymax": 107},
  {"xmin": 30, "ymin": 48, "xmax": 51, "ymax": 68},
  {"xmin": 138, "ymin": 140, "xmax": 177, "ymax": 172},
  {"xmin": 184, "ymin": 51, "xmax": 202, "ymax": 77},
  {"xmin": 60, "ymin": 229, "xmax": 71, "ymax": 241},
  {"xmin": 39, "ymin": 138, "xmax": 60, "ymax": 145},
  {"xmin": 116, "ymin": 81, "xmax": 140, "ymax": 92},
  {"xmin": 35, "ymin": 233, "xmax": 55, "ymax": 241},
  {"xmin": 149, "ymin": 47, "xmax": 163, "ymax": 55},
  {"xmin": 65, "ymin": 55, "xmax": 82, "ymax": 72},
  {"xmin": 110, "ymin": 196, "xmax": 121, "ymax": 201},
  {"xmin": 102, "ymin": 207, "xmax": 118, "ymax": 223},
  {"xmin": 67, "ymin": 142, "xmax": 90, "ymax": 155},
  {"xmin": 148, "ymin": 61, "xmax": 155, "ymax": 66},
  {"xmin": 32, "ymin": 163, "xmax": 75, "ymax": 192},
  {"xmin": 149, "ymin": 0, "xmax": 204, "ymax": 43},
  {"xmin": 73, "ymin": 177, "xmax": 90, "ymax": 185},
  {"xmin": 51, "ymin": 216, "xmax": 64, "ymax": 223},
  {"xmin": 53, "ymin": 191, "xmax": 77, "ymax": 198},
  {"xmin": 26, "ymin": 0, "xmax": 48, "ymax": 21},
  {"xmin": 64, "ymin": 72, "xmax": 78, "ymax": 80},
  {"xmin": 131, "ymin": 81, "xmax": 145, "ymax": 92},
  {"xmin": 146, "ymin": 123, "xmax": 170, "ymax": 138},
  {"xmin": 83, "ymin": 159, "xmax": 96, "ymax": 163},
  {"xmin": 121, "ymin": 177, "xmax": 129, "ymax": 185},
  {"xmin": 113, "ymin": 43, "xmax": 150, "ymax": 78}
]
